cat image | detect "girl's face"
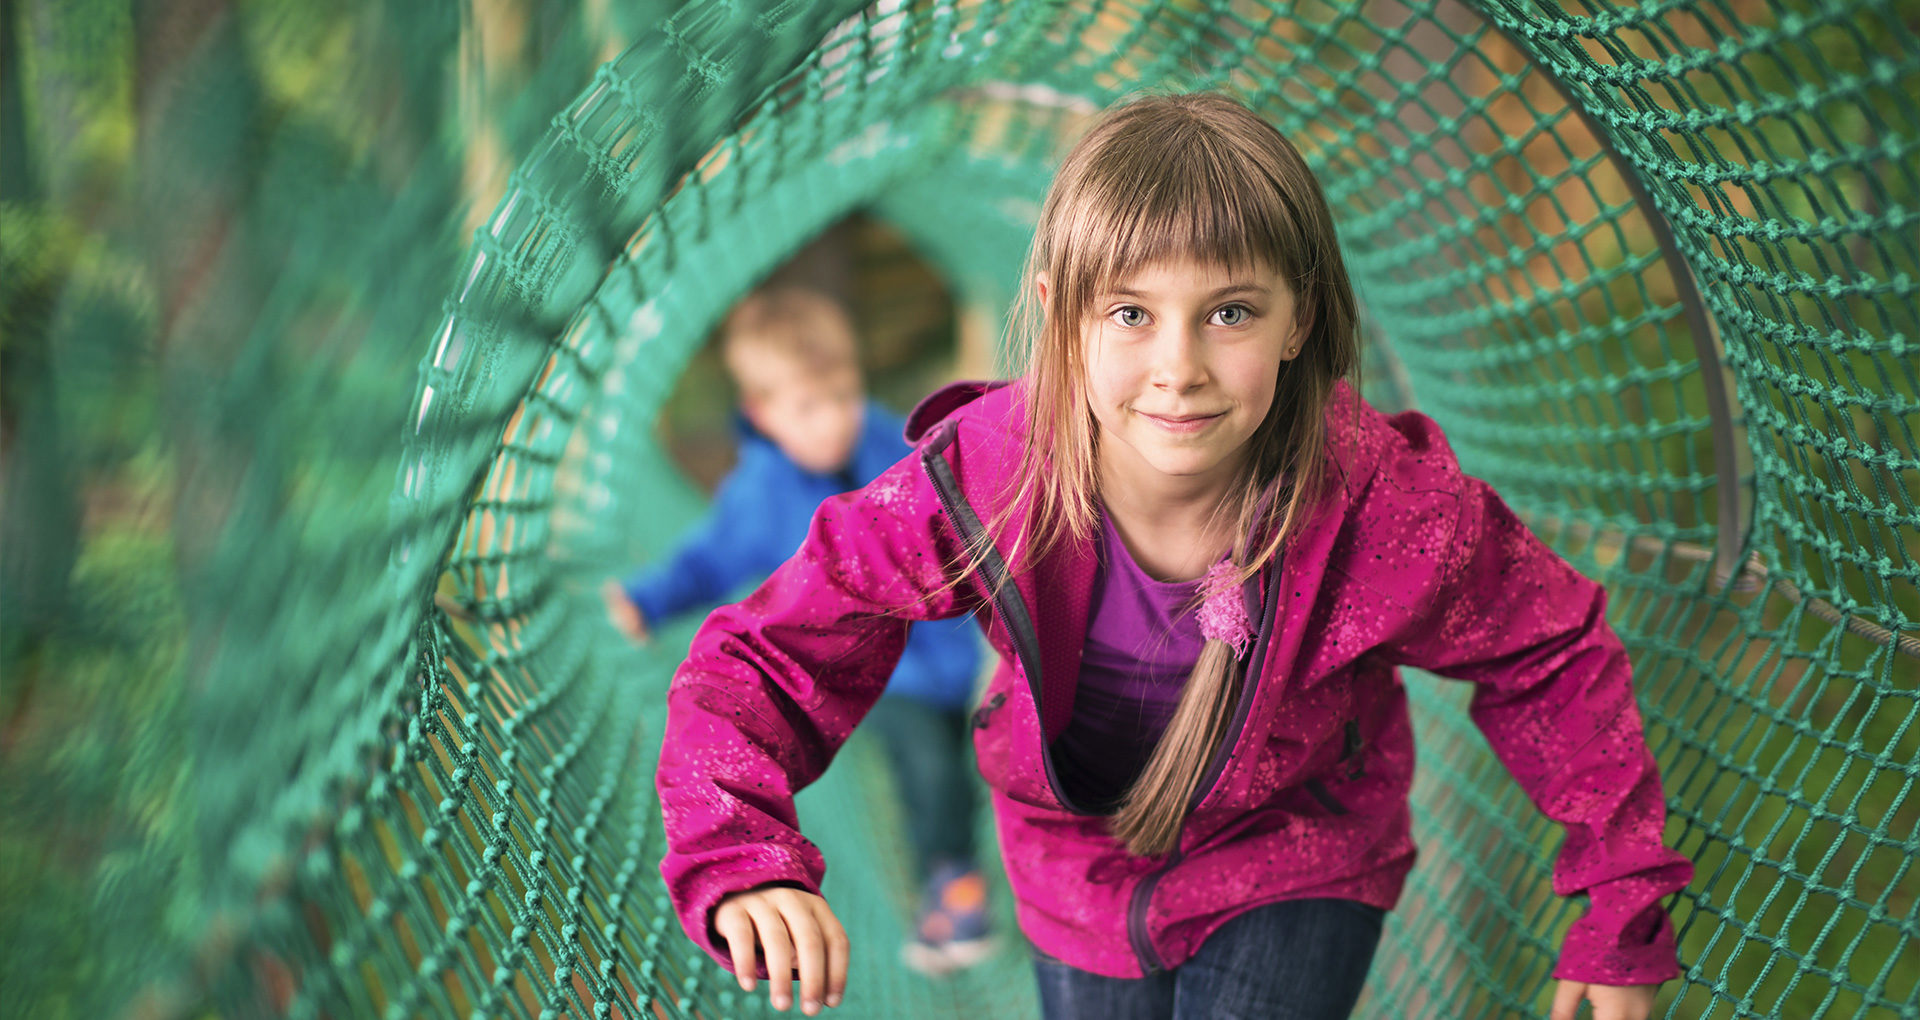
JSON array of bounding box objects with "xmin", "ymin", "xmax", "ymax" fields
[{"xmin": 1073, "ymin": 257, "xmax": 1303, "ymax": 502}]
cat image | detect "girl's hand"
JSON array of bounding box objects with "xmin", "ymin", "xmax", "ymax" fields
[
  {"xmin": 1551, "ymin": 980, "xmax": 1659, "ymax": 1020},
  {"xmin": 714, "ymin": 886, "xmax": 849, "ymax": 1015}
]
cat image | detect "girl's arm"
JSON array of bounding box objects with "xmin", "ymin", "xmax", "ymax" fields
[
  {"xmin": 1370, "ymin": 416, "xmax": 1693, "ymax": 989},
  {"xmin": 654, "ymin": 453, "xmax": 979, "ymax": 971}
]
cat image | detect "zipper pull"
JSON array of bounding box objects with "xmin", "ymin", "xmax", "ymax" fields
[
  {"xmin": 972, "ymin": 692, "xmax": 1007, "ymax": 729},
  {"xmin": 1342, "ymin": 719, "xmax": 1365, "ymax": 779}
]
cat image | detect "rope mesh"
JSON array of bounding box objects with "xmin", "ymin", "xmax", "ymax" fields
[{"xmin": 5, "ymin": 0, "xmax": 1915, "ymax": 1017}]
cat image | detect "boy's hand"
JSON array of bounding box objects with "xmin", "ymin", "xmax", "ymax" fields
[
  {"xmin": 600, "ymin": 581, "xmax": 650, "ymax": 643},
  {"xmin": 714, "ymin": 886, "xmax": 849, "ymax": 1015},
  {"xmin": 1551, "ymin": 980, "xmax": 1658, "ymax": 1020}
]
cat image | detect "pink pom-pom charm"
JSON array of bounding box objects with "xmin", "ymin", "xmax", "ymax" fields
[{"xmin": 1197, "ymin": 560, "xmax": 1254, "ymax": 658}]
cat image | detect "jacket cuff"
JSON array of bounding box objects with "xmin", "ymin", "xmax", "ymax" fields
[{"xmin": 1551, "ymin": 903, "xmax": 1683, "ymax": 986}]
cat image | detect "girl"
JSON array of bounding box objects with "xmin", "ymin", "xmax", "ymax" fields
[{"xmin": 654, "ymin": 91, "xmax": 1693, "ymax": 1020}]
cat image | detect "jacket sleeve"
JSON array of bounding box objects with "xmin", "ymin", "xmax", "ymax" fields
[
  {"xmin": 622, "ymin": 454, "xmax": 780, "ymax": 623},
  {"xmin": 1370, "ymin": 415, "xmax": 1694, "ymax": 987},
  {"xmin": 654, "ymin": 451, "xmax": 982, "ymax": 969}
]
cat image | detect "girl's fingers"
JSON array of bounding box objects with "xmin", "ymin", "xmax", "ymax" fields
[
  {"xmin": 712, "ymin": 889, "xmax": 844, "ymax": 1013},
  {"xmin": 1549, "ymin": 979, "xmax": 1586, "ymax": 1020},
  {"xmin": 746, "ymin": 900, "xmax": 796, "ymax": 1011},
  {"xmin": 816, "ymin": 901, "xmax": 850, "ymax": 1008},
  {"xmin": 1590, "ymin": 985, "xmax": 1654, "ymax": 1020},
  {"xmin": 713, "ymin": 903, "xmax": 759, "ymax": 993},
  {"xmin": 779, "ymin": 901, "xmax": 827, "ymax": 1015}
]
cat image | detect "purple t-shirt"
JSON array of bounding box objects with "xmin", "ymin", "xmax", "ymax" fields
[{"xmin": 1051, "ymin": 511, "xmax": 1206, "ymax": 811}]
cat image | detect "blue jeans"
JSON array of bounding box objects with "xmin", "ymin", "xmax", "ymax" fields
[{"xmin": 1032, "ymin": 898, "xmax": 1385, "ymax": 1020}]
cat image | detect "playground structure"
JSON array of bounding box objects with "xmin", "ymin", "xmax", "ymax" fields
[{"xmin": 2, "ymin": 0, "xmax": 1915, "ymax": 1017}]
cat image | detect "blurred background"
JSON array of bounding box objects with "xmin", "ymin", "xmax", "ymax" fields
[{"xmin": 3, "ymin": 0, "xmax": 1916, "ymax": 1018}]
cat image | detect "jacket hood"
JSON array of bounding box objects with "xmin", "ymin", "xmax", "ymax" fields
[{"xmin": 903, "ymin": 379, "xmax": 1014, "ymax": 443}]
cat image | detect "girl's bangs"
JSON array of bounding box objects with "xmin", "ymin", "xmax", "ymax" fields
[{"xmin": 1062, "ymin": 136, "xmax": 1289, "ymax": 309}]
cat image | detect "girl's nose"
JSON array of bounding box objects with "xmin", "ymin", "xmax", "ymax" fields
[{"xmin": 1150, "ymin": 324, "xmax": 1208, "ymax": 391}]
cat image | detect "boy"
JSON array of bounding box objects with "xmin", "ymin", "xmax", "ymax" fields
[{"xmin": 603, "ymin": 285, "xmax": 993, "ymax": 974}]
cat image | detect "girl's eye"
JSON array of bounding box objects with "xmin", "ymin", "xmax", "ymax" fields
[
  {"xmin": 1212, "ymin": 304, "xmax": 1251, "ymax": 327},
  {"xmin": 1112, "ymin": 306, "xmax": 1148, "ymax": 328}
]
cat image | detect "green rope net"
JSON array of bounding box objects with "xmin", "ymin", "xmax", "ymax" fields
[{"xmin": 4, "ymin": 0, "xmax": 1916, "ymax": 1017}]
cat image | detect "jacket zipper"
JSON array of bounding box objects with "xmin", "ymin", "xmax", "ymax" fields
[
  {"xmin": 919, "ymin": 429, "xmax": 1093, "ymax": 816},
  {"xmin": 1126, "ymin": 560, "xmax": 1286, "ymax": 974},
  {"xmin": 920, "ymin": 423, "xmax": 1300, "ymax": 976},
  {"xmin": 1126, "ymin": 844, "xmax": 1182, "ymax": 972}
]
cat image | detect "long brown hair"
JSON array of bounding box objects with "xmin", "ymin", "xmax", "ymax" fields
[{"xmin": 996, "ymin": 91, "xmax": 1360, "ymax": 855}]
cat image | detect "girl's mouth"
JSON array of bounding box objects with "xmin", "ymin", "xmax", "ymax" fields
[{"xmin": 1139, "ymin": 410, "xmax": 1226, "ymax": 433}]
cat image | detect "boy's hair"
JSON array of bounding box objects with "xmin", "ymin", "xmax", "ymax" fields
[
  {"xmin": 720, "ymin": 286, "xmax": 860, "ymax": 395},
  {"xmin": 999, "ymin": 91, "xmax": 1361, "ymax": 856}
]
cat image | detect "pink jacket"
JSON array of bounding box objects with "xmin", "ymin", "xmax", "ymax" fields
[{"xmin": 656, "ymin": 380, "xmax": 1693, "ymax": 985}]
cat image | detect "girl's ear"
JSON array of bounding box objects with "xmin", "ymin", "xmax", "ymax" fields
[
  {"xmin": 1034, "ymin": 271, "xmax": 1051, "ymax": 308},
  {"xmin": 1281, "ymin": 306, "xmax": 1313, "ymax": 360}
]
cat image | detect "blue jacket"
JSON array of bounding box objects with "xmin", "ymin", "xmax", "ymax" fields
[{"xmin": 623, "ymin": 400, "xmax": 982, "ymax": 710}]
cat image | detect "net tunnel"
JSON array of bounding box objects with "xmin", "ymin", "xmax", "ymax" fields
[{"xmin": 11, "ymin": 1, "xmax": 1915, "ymax": 1018}]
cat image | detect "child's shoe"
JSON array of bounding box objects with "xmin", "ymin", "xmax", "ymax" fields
[{"xmin": 901, "ymin": 861, "xmax": 996, "ymax": 975}]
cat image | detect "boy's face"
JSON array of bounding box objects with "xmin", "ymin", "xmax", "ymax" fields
[{"xmin": 741, "ymin": 361, "xmax": 865, "ymax": 475}]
